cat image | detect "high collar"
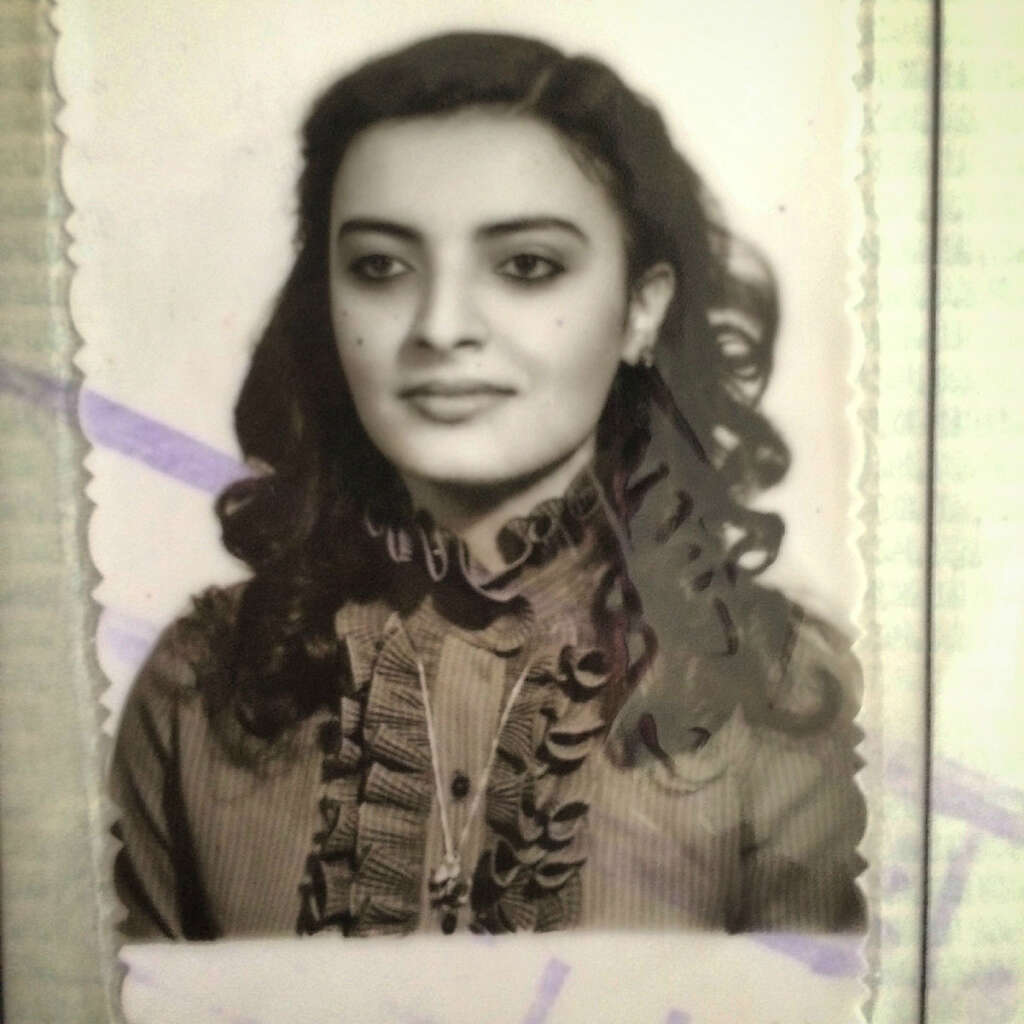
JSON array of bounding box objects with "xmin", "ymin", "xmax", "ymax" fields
[{"xmin": 358, "ymin": 467, "xmax": 625, "ymax": 654}]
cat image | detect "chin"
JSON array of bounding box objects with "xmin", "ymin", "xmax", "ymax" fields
[
  {"xmin": 385, "ymin": 438, "xmax": 518, "ymax": 487},
  {"xmin": 401, "ymin": 461, "xmax": 530, "ymax": 493},
  {"xmin": 394, "ymin": 444, "xmax": 592, "ymax": 503}
]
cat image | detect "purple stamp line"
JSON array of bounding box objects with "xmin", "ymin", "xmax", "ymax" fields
[
  {"xmin": 930, "ymin": 828, "xmax": 983, "ymax": 948},
  {"xmin": 755, "ymin": 933, "xmax": 861, "ymax": 978},
  {"xmin": 78, "ymin": 389, "xmax": 245, "ymax": 495},
  {"xmin": 665, "ymin": 1012, "xmax": 691, "ymax": 1024},
  {"xmin": 0, "ymin": 358, "xmax": 76, "ymax": 419},
  {"xmin": 521, "ymin": 957, "xmax": 570, "ymax": 1024},
  {"xmin": 888, "ymin": 751, "xmax": 1024, "ymax": 847},
  {"xmin": 0, "ymin": 358, "xmax": 245, "ymax": 495},
  {"xmin": 933, "ymin": 760, "xmax": 1024, "ymax": 846}
]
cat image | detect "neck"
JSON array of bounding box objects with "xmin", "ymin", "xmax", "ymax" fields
[{"xmin": 399, "ymin": 441, "xmax": 597, "ymax": 572}]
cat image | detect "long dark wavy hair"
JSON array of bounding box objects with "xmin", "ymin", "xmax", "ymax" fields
[{"xmin": 211, "ymin": 31, "xmax": 810, "ymax": 746}]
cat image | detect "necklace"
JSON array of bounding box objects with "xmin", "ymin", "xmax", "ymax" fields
[{"xmin": 401, "ymin": 620, "xmax": 534, "ymax": 934}]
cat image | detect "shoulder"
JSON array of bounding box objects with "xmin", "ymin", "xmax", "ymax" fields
[
  {"xmin": 755, "ymin": 597, "xmax": 862, "ymax": 743},
  {"xmin": 606, "ymin": 586, "xmax": 862, "ymax": 776},
  {"xmin": 118, "ymin": 583, "xmax": 248, "ymax": 728},
  {"xmin": 146, "ymin": 583, "xmax": 245, "ymax": 688},
  {"xmin": 739, "ymin": 599, "xmax": 866, "ymax": 888},
  {"xmin": 737, "ymin": 601, "xmax": 866, "ymax": 928}
]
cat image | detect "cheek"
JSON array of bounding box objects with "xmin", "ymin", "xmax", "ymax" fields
[
  {"xmin": 329, "ymin": 257, "xmax": 416, "ymax": 343},
  {"xmin": 536, "ymin": 288, "xmax": 629, "ymax": 388},
  {"xmin": 330, "ymin": 319, "xmax": 389, "ymax": 419},
  {"xmin": 330, "ymin": 294, "xmax": 407, "ymax": 391},
  {"xmin": 336, "ymin": 351, "xmax": 396, "ymax": 430},
  {"xmin": 331, "ymin": 292, "xmax": 381, "ymax": 349}
]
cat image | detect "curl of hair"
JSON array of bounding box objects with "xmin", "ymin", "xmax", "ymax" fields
[{"xmin": 213, "ymin": 32, "xmax": 795, "ymax": 742}]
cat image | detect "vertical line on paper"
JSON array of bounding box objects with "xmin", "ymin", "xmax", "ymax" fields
[{"xmin": 921, "ymin": 0, "xmax": 944, "ymax": 1020}]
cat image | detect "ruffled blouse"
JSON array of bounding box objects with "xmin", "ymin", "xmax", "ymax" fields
[{"xmin": 110, "ymin": 474, "xmax": 866, "ymax": 939}]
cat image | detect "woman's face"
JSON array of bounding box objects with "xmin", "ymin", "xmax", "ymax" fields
[{"xmin": 328, "ymin": 110, "xmax": 673, "ymax": 496}]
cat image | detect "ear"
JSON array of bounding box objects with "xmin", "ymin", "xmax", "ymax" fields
[{"xmin": 621, "ymin": 262, "xmax": 676, "ymax": 366}]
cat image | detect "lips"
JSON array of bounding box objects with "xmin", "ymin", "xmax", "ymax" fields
[
  {"xmin": 398, "ymin": 380, "xmax": 514, "ymax": 399},
  {"xmin": 398, "ymin": 379, "xmax": 515, "ymax": 423}
]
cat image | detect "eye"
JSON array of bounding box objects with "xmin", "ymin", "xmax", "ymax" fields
[
  {"xmin": 496, "ymin": 253, "xmax": 565, "ymax": 283},
  {"xmin": 348, "ymin": 254, "xmax": 411, "ymax": 282}
]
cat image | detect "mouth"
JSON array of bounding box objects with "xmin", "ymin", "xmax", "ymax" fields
[
  {"xmin": 399, "ymin": 380, "xmax": 515, "ymax": 398},
  {"xmin": 398, "ymin": 380, "xmax": 515, "ymax": 423}
]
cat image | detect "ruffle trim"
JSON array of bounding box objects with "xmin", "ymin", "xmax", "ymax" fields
[
  {"xmin": 298, "ymin": 609, "xmax": 610, "ymax": 936},
  {"xmin": 298, "ymin": 613, "xmax": 432, "ymax": 936},
  {"xmin": 363, "ymin": 467, "xmax": 604, "ymax": 604},
  {"xmin": 470, "ymin": 644, "xmax": 608, "ymax": 934}
]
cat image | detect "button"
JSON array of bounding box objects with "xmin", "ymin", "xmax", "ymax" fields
[{"xmin": 450, "ymin": 771, "xmax": 470, "ymax": 800}]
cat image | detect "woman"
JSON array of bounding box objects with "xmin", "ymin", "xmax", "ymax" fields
[{"xmin": 110, "ymin": 31, "xmax": 865, "ymax": 940}]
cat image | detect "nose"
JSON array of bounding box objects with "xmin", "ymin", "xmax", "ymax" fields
[{"xmin": 411, "ymin": 261, "xmax": 487, "ymax": 353}]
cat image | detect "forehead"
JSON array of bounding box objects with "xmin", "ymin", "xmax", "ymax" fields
[{"xmin": 330, "ymin": 110, "xmax": 622, "ymax": 232}]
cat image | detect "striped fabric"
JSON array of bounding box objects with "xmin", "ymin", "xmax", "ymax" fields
[{"xmin": 110, "ymin": 541, "xmax": 865, "ymax": 939}]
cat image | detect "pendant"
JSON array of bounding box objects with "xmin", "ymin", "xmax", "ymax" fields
[{"xmin": 429, "ymin": 852, "xmax": 468, "ymax": 932}]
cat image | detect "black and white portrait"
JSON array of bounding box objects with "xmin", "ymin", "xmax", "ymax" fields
[{"xmin": 64, "ymin": 3, "xmax": 866, "ymax": 992}]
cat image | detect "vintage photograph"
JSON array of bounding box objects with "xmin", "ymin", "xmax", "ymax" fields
[
  {"xmin": 58, "ymin": 1, "xmax": 869, "ymax": 1012},
  {"xmin": 98, "ymin": 27, "xmax": 864, "ymax": 941}
]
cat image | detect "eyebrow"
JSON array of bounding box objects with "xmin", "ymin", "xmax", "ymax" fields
[
  {"xmin": 336, "ymin": 218, "xmax": 420, "ymax": 242},
  {"xmin": 478, "ymin": 217, "xmax": 588, "ymax": 243},
  {"xmin": 335, "ymin": 215, "xmax": 589, "ymax": 244}
]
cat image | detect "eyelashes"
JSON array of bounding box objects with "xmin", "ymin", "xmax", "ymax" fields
[
  {"xmin": 345, "ymin": 252, "xmax": 566, "ymax": 286},
  {"xmin": 348, "ymin": 254, "xmax": 411, "ymax": 282},
  {"xmin": 495, "ymin": 253, "xmax": 565, "ymax": 283}
]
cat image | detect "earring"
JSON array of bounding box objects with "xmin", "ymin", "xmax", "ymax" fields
[{"xmin": 638, "ymin": 346, "xmax": 656, "ymax": 369}]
